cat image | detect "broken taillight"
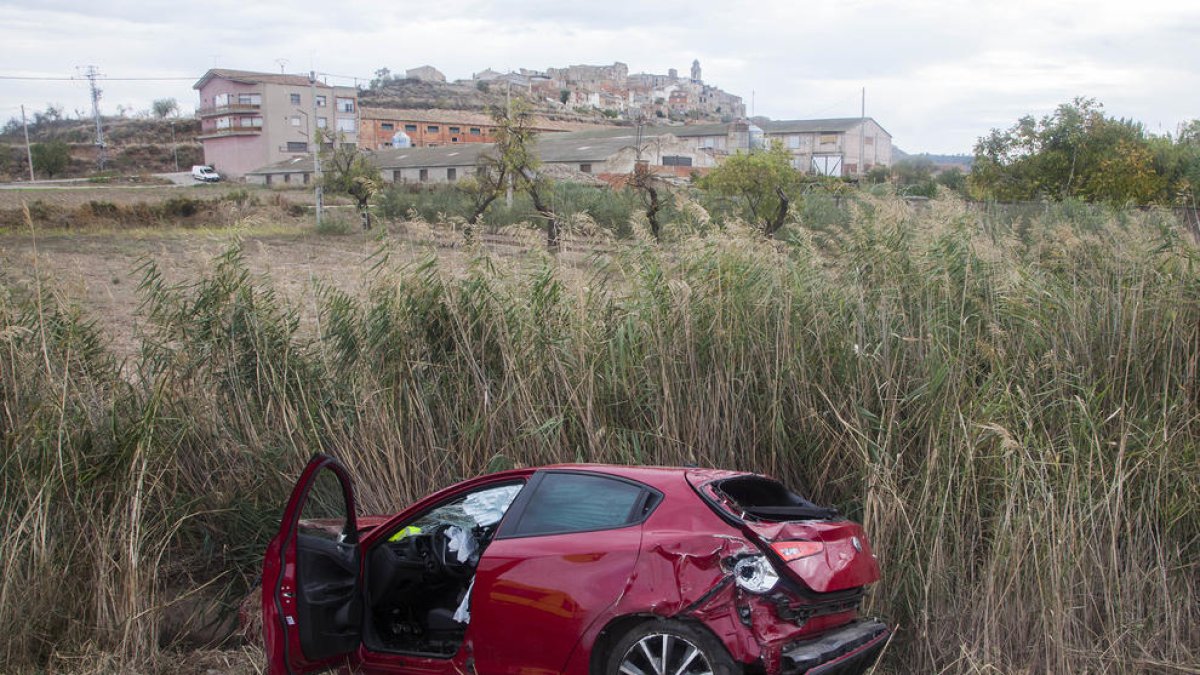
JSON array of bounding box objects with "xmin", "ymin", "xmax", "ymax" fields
[
  {"xmin": 733, "ymin": 555, "xmax": 780, "ymax": 593},
  {"xmin": 770, "ymin": 541, "xmax": 824, "ymax": 561}
]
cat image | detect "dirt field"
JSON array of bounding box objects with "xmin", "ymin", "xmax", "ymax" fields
[{"xmin": 0, "ymin": 208, "xmax": 604, "ymax": 361}]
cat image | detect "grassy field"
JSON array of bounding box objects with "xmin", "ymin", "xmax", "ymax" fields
[{"xmin": 1, "ymin": 188, "xmax": 1197, "ymax": 673}]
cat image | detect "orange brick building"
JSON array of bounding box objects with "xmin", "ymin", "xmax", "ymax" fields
[{"xmin": 359, "ymin": 107, "xmax": 601, "ymax": 150}]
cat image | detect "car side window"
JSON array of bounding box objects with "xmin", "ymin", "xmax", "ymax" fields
[
  {"xmin": 509, "ymin": 473, "xmax": 648, "ymax": 536},
  {"xmin": 298, "ymin": 467, "xmax": 352, "ymax": 541}
]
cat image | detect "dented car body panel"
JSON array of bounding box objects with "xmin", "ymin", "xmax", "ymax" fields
[{"xmin": 263, "ymin": 459, "xmax": 888, "ymax": 675}]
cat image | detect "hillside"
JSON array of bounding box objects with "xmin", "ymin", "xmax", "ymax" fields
[
  {"xmin": 360, "ymin": 77, "xmax": 624, "ymax": 125},
  {"xmin": 0, "ymin": 116, "xmax": 203, "ymax": 180}
]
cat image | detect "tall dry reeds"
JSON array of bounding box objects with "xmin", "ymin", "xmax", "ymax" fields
[{"xmin": 1, "ymin": 194, "xmax": 1196, "ymax": 672}]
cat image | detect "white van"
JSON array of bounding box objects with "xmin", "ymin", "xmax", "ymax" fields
[{"xmin": 191, "ymin": 165, "xmax": 221, "ymax": 182}]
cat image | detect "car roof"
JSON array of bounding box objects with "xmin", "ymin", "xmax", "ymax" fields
[{"xmin": 532, "ymin": 463, "xmax": 748, "ymax": 490}]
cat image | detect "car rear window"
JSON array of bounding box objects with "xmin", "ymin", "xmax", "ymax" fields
[
  {"xmin": 508, "ymin": 473, "xmax": 649, "ymax": 536},
  {"xmin": 707, "ymin": 476, "xmax": 838, "ymax": 522}
]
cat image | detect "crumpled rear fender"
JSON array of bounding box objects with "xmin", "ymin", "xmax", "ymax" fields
[{"xmin": 564, "ymin": 532, "xmax": 851, "ymax": 675}]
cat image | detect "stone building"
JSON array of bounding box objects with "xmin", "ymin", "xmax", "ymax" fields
[
  {"xmin": 405, "ymin": 65, "xmax": 446, "ymax": 83},
  {"xmin": 760, "ymin": 118, "xmax": 892, "ymax": 176}
]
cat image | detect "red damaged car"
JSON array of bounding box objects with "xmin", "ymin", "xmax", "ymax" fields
[{"xmin": 264, "ymin": 455, "xmax": 889, "ymax": 675}]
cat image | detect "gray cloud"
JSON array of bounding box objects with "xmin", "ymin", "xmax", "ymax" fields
[{"xmin": 2, "ymin": 0, "xmax": 1197, "ymax": 154}]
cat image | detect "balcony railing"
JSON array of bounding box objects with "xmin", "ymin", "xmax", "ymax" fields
[
  {"xmin": 197, "ymin": 103, "xmax": 263, "ymax": 118},
  {"xmin": 197, "ymin": 126, "xmax": 263, "ymax": 140}
]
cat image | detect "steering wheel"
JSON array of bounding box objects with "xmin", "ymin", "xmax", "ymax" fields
[{"xmin": 428, "ymin": 523, "xmax": 475, "ymax": 580}]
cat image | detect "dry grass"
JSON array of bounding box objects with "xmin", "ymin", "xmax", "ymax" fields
[{"xmin": 1, "ymin": 192, "xmax": 1197, "ymax": 673}]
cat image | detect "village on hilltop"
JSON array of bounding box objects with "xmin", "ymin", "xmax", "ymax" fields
[{"xmin": 192, "ymin": 59, "xmax": 892, "ymax": 184}]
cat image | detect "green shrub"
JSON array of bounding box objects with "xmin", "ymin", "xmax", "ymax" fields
[{"xmin": 315, "ymin": 209, "xmax": 355, "ymax": 235}]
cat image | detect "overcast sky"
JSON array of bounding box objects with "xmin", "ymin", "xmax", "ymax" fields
[{"xmin": 2, "ymin": 0, "xmax": 1197, "ymax": 154}]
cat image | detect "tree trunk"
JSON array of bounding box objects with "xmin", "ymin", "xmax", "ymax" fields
[
  {"xmin": 528, "ymin": 185, "xmax": 558, "ymax": 250},
  {"xmin": 765, "ymin": 186, "xmax": 790, "ymax": 236},
  {"xmin": 467, "ymin": 191, "xmax": 499, "ymax": 238},
  {"xmin": 645, "ymin": 183, "xmax": 661, "ymax": 240},
  {"xmin": 358, "ymin": 199, "xmax": 371, "ymax": 230}
]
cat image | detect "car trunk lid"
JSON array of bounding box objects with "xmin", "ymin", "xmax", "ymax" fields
[{"xmin": 687, "ymin": 471, "xmax": 880, "ymax": 593}]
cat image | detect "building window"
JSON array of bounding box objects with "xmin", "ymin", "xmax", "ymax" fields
[
  {"xmin": 787, "ymin": 135, "xmax": 801, "ymax": 149},
  {"xmin": 469, "ymin": 127, "xmax": 481, "ymax": 135},
  {"xmin": 290, "ymin": 115, "xmax": 302, "ymax": 127},
  {"xmin": 283, "ymin": 173, "xmax": 291, "ymax": 184},
  {"xmin": 864, "ymin": 136, "xmax": 875, "ymax": 146},
  {"xmin": 315, "ymin": 95, "xmax": 326, "ymax": 107},
  {"xmin": 317, "ymin": 117, "xmax": 327, "ymax": 129},
  {"xmin": 449, "ymin": 126, "xmax": 460, "ymax": 134},
  {"xmin": 336, "ymin": 118, "xmax": 356, "ymax": 133},
  {"xmin": 290, "ymin": 93, "xmax": 301, "ymax": 105},
  {"xmin": 662, "ymin": 155, "xmax": 693, "ymax": 167},
  {"xmin": 819, "ymin": 134, "xmax": 837, "ymax": 146},
  {"xmin": 427, "ymin": 125, "xmax": 439, "ymax": 133},
  {"xmin": 303, "ymin": 173, "xmax": 310, "ymax": 184},
  {"xmin": 404, "ymin": 124, "xmax": 418, "ymax": 132},
  {"xmin": 381, "ymin": 123, "xmax": 394, "ymax": 131},
  {"xmin": 215, "ymin": 116, "xmax": 231, "ymax": 129},
  {"xmin": 451, "ymin": 137, "xmax": 459, "ymax": 143},
  {"xmin": 419, "ymin": 169, "xmax": 428, "ymax": 182},
  {"xmin": 237, "ymin": 93, "xmax": 261, "ymax": 106},
  {"xmin": 579, "ymin": 163, "xmax": 592, "ymax": 173},
  {"xmin": 447, "ymin": 168, "xmax": 457, "ymax": 181},
  {"xmin": 286, "ymin": 141, "xmax": 308, "ymax": 152},
  {"xmin": 213, "ymin": 93, "xmax": 229, "ymax": 107},
  {"xmin": 336, "ymin": 98, "xmax": 355, "ymax": 113}
]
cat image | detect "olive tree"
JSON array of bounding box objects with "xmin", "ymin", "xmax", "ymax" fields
[{"xmin": 699, "ymin": 142, "xmax": 799, "ymax": 236}]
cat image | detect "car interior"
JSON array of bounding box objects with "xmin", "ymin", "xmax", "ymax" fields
[
  {"xmin": 361, "ymin": 483, "xmax": 523, "ymax": 656},
  {"xmin": 712, "ymin": 475, "xmax": 839, "ymax": 521}
]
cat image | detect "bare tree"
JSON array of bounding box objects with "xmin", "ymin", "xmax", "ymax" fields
[
  {"xmin": 628, "ymin": 160, "xmax": 667, "ymax": 240},
  {"xmin": 322, "ymin": 133, "xmax": 381, "ymax": 229}
]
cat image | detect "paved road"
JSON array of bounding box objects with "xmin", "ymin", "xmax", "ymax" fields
[
  {"xmin": 0, "ymin": 172, "xmax": 195, "ymax": 189},
  {"xmin": 157, "ymin": 172, "xmax": 194, "ymax": 185}
]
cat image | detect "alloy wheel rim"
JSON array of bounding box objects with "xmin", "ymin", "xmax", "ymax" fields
[{"xmin": 618, "ymin": 633, "xmax": 713, "ymax": 675}]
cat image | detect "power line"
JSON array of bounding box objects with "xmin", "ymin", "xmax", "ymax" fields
[{"xmin": 0, "ymin": 74, "xmax": 195, "ymax": 81}]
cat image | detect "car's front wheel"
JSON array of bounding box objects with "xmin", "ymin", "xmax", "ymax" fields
[{"xmin": 604, "ymin": 619, "xmax": 738, "ymax": 675}]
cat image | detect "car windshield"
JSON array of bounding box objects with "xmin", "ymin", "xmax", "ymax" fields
[{"xmin": 408, "ymin": 483, "xmax": 523, "ymax": 532}]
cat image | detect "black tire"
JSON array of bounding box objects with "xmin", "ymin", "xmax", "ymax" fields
[{"xmin": 603, "ymin": 619, "xmax": 739, "ymax": 675}]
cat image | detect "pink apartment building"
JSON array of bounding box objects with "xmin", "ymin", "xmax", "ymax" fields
[{"xmin": 193, "ymin": 69, "xmax": 359, "ymax": 179}]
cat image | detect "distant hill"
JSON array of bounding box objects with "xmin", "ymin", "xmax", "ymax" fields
[
  {"xmin": 0, "ymin": 116, "xmax": 202, "ymax": 180},
  {"xmin": 893, "ymin": 147, "xmax": 973, "ymax": 171}
]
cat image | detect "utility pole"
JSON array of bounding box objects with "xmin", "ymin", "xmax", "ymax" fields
[
  {"xmin": 354, "ymin": 77, "xmax": 362, "ymax": 149},
  {"xmin": 505, "ymin": 80, "xmax": 513, "ymax": 208},
  {"xmin": 21, "ymin": 104, "xmax": 35, "ymax": 181},
  {"xmin": 859, "ymin": 87, "xmax": 866, "ymax": 179},
  {"xmin": 310, "ymin": 70, "xmax": 324, "ymax": 227},
  {"xmin": 79, "ymin": 65, "xmax": 107, "ymax": 170},
  {"xmin": 170, "ymin": 118, "xmax": 179, "ymax": 172}
]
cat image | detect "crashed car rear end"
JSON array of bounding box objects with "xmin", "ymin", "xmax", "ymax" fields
[
  {"xmin": 590, "ymin": 469, "xmax": 890, "ymax": 675},
  {"xmin": 263, "ymin": 460, "xmax": 887, "ymax": 675}
]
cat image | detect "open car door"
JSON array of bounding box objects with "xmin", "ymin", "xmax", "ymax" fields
[{"xmin": 263, "ymin": 454, "xmax": 362, "ymax": 675}]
